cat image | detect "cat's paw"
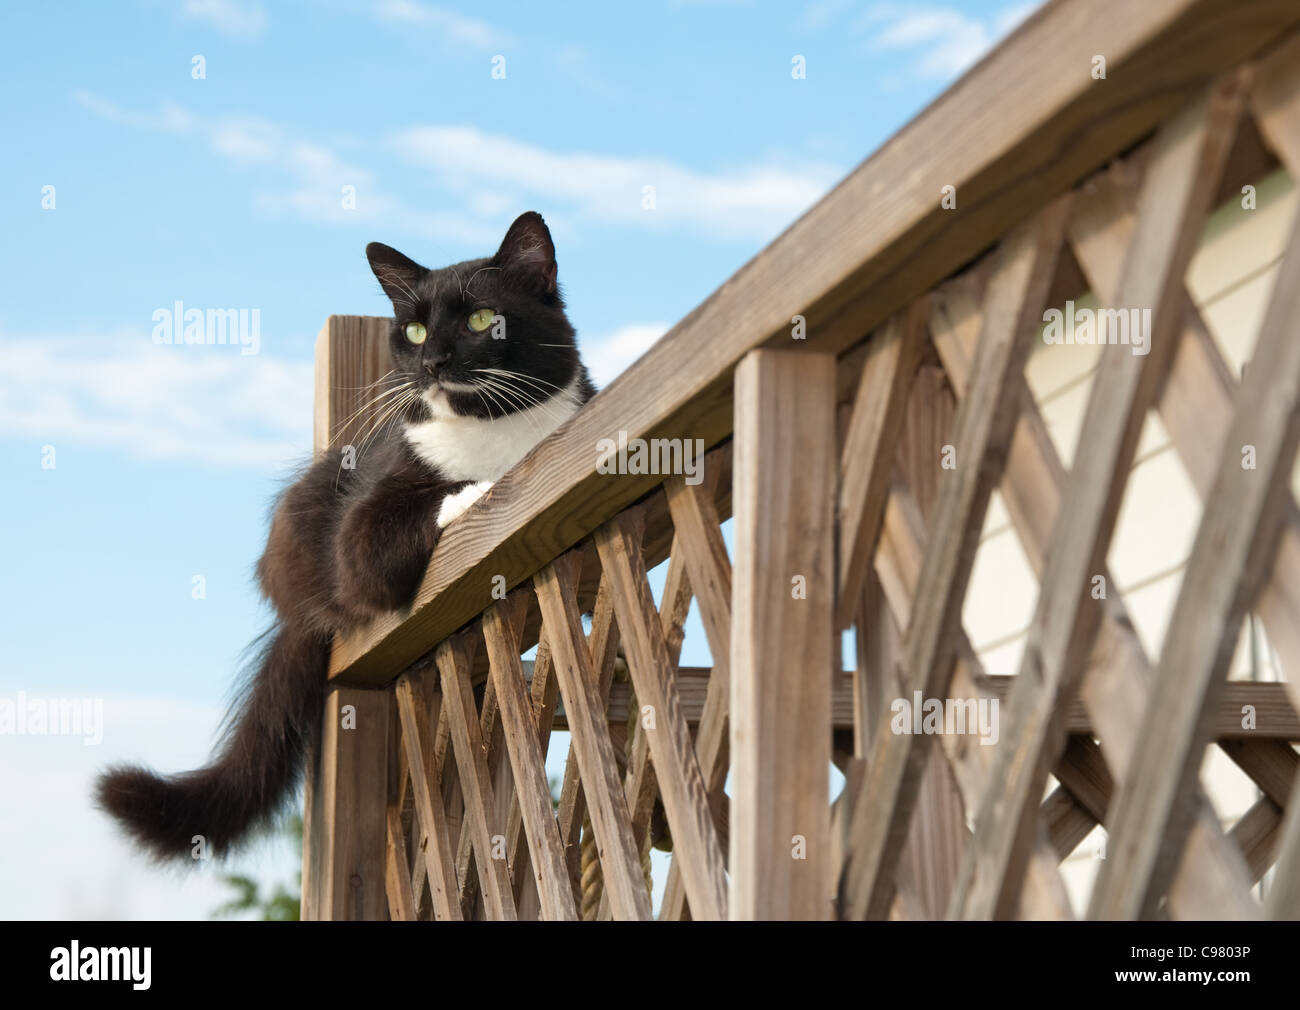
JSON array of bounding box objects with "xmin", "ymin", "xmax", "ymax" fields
[{"xmin": 437, "ymin": 480, "xmax": 494, "ymax": 529}]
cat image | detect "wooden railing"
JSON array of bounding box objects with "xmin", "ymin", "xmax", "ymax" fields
[{"xmin": 301, "ymin": 0, "xmax": 1300, "ymax": 920}]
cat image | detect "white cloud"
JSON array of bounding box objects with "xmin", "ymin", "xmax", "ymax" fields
[
  {"xmin": 72, "ymin": 90, "xmax": 193, "ymax": 132},
  {"xmin": 861, "ymin": 2, "xmax": 1039, "ymax": 78},
  {"xmin": 375, "ymin": 0, "xmax": 513, "ymax": 49},
  {"xmin": 394, "ymin": 125, "xmax": 840, "ymax": 240},
  {"xmin": 76, "ymin": 90, "xmax": 840, "ymax": 245},
  {"xmin": 181, "ymin": 0, "xmax": 268, "ymax": 38},
  {"xmin": 583, "ymin": 323, "xmax": 668, "ymax": 387},
  {"xmin": 0, "ymin": 334, "xmax": 312, "ymax": 468}
]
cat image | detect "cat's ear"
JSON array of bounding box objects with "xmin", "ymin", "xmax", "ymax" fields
[
  {"xmin": 366, "ymin": 242, "xmax": 426, "ymax": 308},
  {"xmin": 493, "ymin": 211, "xmax": 557, "ymax": 296}
]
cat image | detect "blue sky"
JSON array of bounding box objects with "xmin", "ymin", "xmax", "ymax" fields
[{"xmin": 0, "ymin": 0, "xmax": 1036, "ymax": 918}]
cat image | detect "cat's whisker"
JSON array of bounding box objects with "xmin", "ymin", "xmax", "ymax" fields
[
  {"xmin": 330, "ymin": 379, "xmax": 414, "ymax": 440},
  {"xmin": 477, "ymin": 375, "xmax": 571, "ymax": 424},
  {"xmin": 471, "ymin": 377, "xmax": 543, "ymax": 437},
  {"xmin": 471, "ymin": 376, "xmax": 565, "ymax": 441},
  {"xmin": 474, "ymin": 367, "xmax": 566, "ymax": 393},
  {"xmin": 351, "ymin": 386, "xmax": 416, "ymax": 462}
]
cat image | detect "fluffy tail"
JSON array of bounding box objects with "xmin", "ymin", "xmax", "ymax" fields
[{"xmin": 96, "ymin": 623, "xmax": 330, "ymax": 861}]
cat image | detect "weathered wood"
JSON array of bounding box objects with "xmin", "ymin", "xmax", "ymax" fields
[
  {"xmin": 869, "ymin": 480, "xmax": 1074, "ymax": 920},
  {"xmin": 841, "ymin": 197, "xmax": 1072, "ymax": 920},
  {"xmin": 536, "ymin": 552, "xmax": 652, "ymax": 920},
  {"xmin": 931, "ymin": 260, "xmax": 1259, "ymax": 919},
  {"xmin": 892, "ymin": 365, "xmax": 970, "ymax": 921},
  {"xmin": 300, "ymin": 686, "xmax": 391, "ymax": 920},
  {"xmin": 731, "ymin": 349, "xmax": 837, "ymax": 920},
  {"xmin": 436, "ymin": 635, "xmax": 518, "ymax": 920},
  {"xmin": 950, "ymin": 77, "xmax": 1245, "ymax": 921},
  {"xmin": 659, "ymin": 468, "xmax": 735, "ymax": 921},
  {"xmin": 301, "ymin": 315, "xmax": 395, "ymax": 921},
  {"xmin": 483, "ymin": 601, "xmax": 579, "ymax": 921},
  {"xmin": 1061, "ymin": 133, "xmax": 1284, "ymax": 915},
  {"xmin": 394, "ymin": 671, "xmax": 462, "ymax": 920},
  {"xmin": 566, "ymin": 668, "xmax": 1300, "ymax": 740},
  {"xmin": 384, "ymin": 806, "xmax": 418, "ymax": 922},
  {"xmin": 596, "ymin": 511, "xmax": 729, "ymax": 920},
  {"xmin": 1090, "ymin": 186, "xmax": 1300, "ymax": 919},
  {"xmin": 836, "ymin": 301, "xmax": 927, "ymax": 629}
]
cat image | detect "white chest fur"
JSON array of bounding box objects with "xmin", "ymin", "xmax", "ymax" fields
[{"xmin": 403, "ymin": 378, "xmax": 582, "ymax": 484}]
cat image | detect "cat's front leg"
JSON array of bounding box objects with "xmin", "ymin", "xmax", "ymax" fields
[
  {"xmin": 436, "ymin": 480, "xmax": 494, "ymax": 528},
  {"xmin": 335, "ymin": 476, "xmax": 445, "ymax": 615}
]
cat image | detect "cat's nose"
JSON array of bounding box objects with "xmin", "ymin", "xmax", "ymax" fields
[{"xmin": 422, "ymin": 351, "xmax": 451, "ymax": 376}]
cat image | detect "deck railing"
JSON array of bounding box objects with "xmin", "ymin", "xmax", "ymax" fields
[{"xmin": 300, "ymin": 0, "xmax": 1300, "ymax": 920}]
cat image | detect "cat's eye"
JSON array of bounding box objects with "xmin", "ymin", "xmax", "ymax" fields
[
  {"xmin": 404, "ymin": 322, "xmax": 427, "ymax": 344},
  {"xmin": 467, "ymin": 308, "xmax": 496, "ymax": 333}
]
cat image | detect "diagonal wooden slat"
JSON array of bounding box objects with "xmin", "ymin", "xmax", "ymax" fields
[
  {"xmin": 949, "ymin": 75, "xmax": 1247, "ymax": 920},
  {"xmin": 595, "ymin": 510, "xmax": 730, "ymax": 920},
  {"xmin": 1091, "ymin": 192, "xmax": 1300, "ymax": 918},
  {"xmin": 436, "ymin": 634, "xmax": 518, "ymax": 920},
  {"xmin": 536, "ymin": 551, "xmax": 652, "ymax": 920},
  {"xmin": 840, "ymin": 194, "xmax": 1073, "ymax": 920},
  {"xmin": 384, "ymin": 806, "xmax": 418, "ymax": 922},
  {"xmin": 394, "ymin": 670, "xmax": 462, "ymax": 920},
  {"xmin": 659, "ymin": 466, "xmax": 735, "ymax": 921},
  {"xmin": 608, "ymin": 546, "xmax": 690, "ymax": 898},
  {"xmin": 836, "ymin": 301, "xmax": 928, "ymax": 629},
  {"xmin": 553, "ymin": 569, "xmax": 622, "ymax": 911},
  {"xmin": 483, "ymin": 599, "xmax": 579, "ymax": 921},
  {"xmin": 599, "ymin": 540, "xmax": 694, "ymax": 921},
  {"xmin": 892, "ymin": 364, "xmax": 971, "ymax": 920}
]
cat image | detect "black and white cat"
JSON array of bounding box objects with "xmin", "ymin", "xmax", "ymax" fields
[{"xmin": 97, "ymin": 211, "xmax": 595, "ymax": 860}]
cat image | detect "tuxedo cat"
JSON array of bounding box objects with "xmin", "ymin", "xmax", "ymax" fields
[{"xmin": 97, "ymin": 212, "xmax": 595, "ymax": 860}]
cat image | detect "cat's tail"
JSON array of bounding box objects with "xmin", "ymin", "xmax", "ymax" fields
[{"xmin": 95, "ymin": 622, "xmax": 330, "ymax": 862}]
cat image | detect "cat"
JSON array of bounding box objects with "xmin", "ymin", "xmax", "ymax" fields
[{"xmin": 96, "ymin": 211, "xmax": 596, "ymax": 861}]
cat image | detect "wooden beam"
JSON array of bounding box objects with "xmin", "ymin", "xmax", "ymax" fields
[
  {"xmin": 730, "ymin": 349, "xmax": 837, "ymax": 920},
  {"xmin": 301, "ymin": 314, "xmax": 395, "ymax": 921}
]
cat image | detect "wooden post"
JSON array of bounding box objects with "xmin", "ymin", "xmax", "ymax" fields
[
  {"xmin": 730, "ymin": 349, "xmax": 837, "ymax": 920},
  {"xmin": 301, "ymin": 315, "xmax": 394, "ymax": 921}
]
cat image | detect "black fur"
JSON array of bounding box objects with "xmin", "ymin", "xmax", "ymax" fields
[{"xmin": 96, "ymin": 212, "xmax": 594, "ymax": 861}]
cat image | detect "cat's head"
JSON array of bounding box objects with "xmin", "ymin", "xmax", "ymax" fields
[{"xmin": 366, "ymin": 212, "xmax": 589, "ymax": 422}]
